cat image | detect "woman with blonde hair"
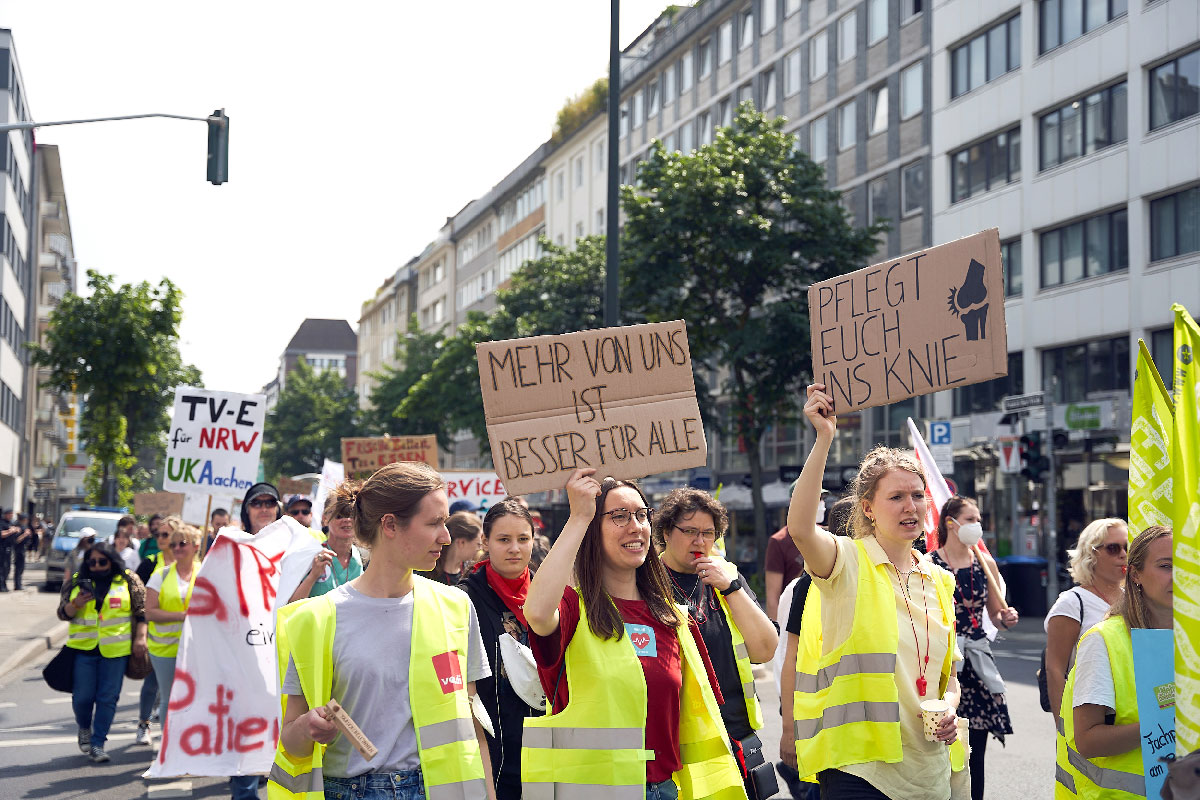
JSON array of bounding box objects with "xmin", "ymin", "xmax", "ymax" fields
[
  {"xmin": 1056, "ymin": 525, "xmax": 1172, "ymax": 798},
  {"xmin": 783, "ymin": 384, "xmax": 964, "ymax": 800},
  {"xmin": 145, "ymin": 522, "xmax": 203, "ymax": 741},
  {"xmin": 1042, "ymin": 518, "xmax": 1128, "ymax": 718}
]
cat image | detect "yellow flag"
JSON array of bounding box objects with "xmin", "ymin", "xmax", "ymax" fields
[
  {"xmin": 1129, "ymin": 339, "xmax": 1173, "ymax": 534},
  {"xmin": 1172, "ymin": 303, "xmax": 1200, "ymax": 755}
]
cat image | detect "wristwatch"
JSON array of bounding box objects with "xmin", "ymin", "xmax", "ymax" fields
[{"xmin": 720, "ymin": 577, "xmax": 743, "ymax": 597}]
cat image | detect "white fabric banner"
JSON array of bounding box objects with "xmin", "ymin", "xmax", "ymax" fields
[
  {"xmin": 145, "ymin": 516, "xmax": 323, "ymax": 778},
  {"xmin": 443, "ymin": 470, "xmax": 510, "ymax": 513},
  {"xmin": 313, "ymin": 459, "xmax": 345, "ymax": 524}
]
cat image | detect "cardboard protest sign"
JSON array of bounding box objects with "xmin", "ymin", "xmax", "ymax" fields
[
  {"xmin": 276, "ymin": 477, "xmax": 313, "ymax": 496},
  {"xmin": 134, "ymin": 492, "xmax": 184, "ymax": 517},
  {"xmin": 443, "ymin": 471, "xmax": 510, "ymax": 511},
  {"xmin": 164, "ymin": 388, "xmax": 266, "ymax": 495},
  {"xmin": 808, "ymin": 229, "xmax": 1007, "ymax": 413},
  {"xmin": 145, "ymin": 516, "xmax": 322, "ymax": 778},
  {"xmin": 476, "ymin": 320, "xmax": 708, "ymax": 496},
  {"xmin": 341, "ymin": 435, "xmax": 438, "ymax": 480}
]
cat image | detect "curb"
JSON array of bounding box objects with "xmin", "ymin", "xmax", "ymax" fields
[{"xmin": 0, "ymin": 620, "xmax": 68, "ymax": 680}]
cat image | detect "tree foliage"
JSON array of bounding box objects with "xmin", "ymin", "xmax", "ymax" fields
[
  {"xmin": 621, "ymin": 104, "xmax": 886, "ymax": 563},
  {"xmin": 263, "ymin": 360, "xmax": 358, "ymax": 478},
  {"xmin": 29, "ymin": 271, "xmax": 199, "ymax": 505},
  {"xmin": 362, "ymin": 315, "xmax": 445, "ymax": 436},
  {"xmin": 552, "ymin": 78, "xmax": 608, "ymax": 144}
]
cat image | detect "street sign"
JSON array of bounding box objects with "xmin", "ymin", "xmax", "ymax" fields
[
  {"xmin": 1003, "ymin": 392, "xmax": 1045, "ymax": 412},
  {"xmin": 997, "ymin": 435, "xmax": 1020, "ymax": 473},
  {"xmin": 928, "ymin": 421, "xmax": 952, "ymax": 445},
  {"xmin": 927, "ymin": 420, "xmax": 954, "ymax": 476}
]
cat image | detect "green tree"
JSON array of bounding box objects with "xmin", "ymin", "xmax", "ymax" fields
[
  {"xmin": 400, "ymin": 236, "xmax": 607, "ymax": 455},
  {"xmin": 621, "ymin": 104, "xmax": 885, "ymax": 566},
  {"xmin": 29, "ymin": 271, "xmax": 199, "ymax": 506},
  {"xmin": 362, "ymin": 315, "xmax": 444, "ymax": 436},
  {"xmin": 262, "ymin": 361, "xmax": 358, "ymax": 478}
]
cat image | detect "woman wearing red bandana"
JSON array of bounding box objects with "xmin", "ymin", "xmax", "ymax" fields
[{"xmin": 459, "ymin": 499, "xmax": 543, "ymax": 799}]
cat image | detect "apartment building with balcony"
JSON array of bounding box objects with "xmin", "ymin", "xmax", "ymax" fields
[
  {"xmin": 929, "ymin": 0, "xmax": 1199, "ymax": 547},
  {"xmin": 544, "ymin": 115, "xmax": 609, "ymax": 247},
  {"xmin": 357, "ymin": 260, "xmax": 417, "ymax": 406},
  {"xmin": 415, "ymin": 222, "xmax": 455, "ymax": 335}
]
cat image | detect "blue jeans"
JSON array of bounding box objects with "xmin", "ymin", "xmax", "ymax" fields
[
  {"xmin": 71, "ymin": 648, "xmax": 128, "ymax": 748},
  {"xmin": 324, "ymin": 769, "xmax": 425, "ymax": 800},
  {"xmin": 139, "ymin": 660, "xmax": 159, "ymax": 722},
  {"xmin": 149, "ymin": 653, "xmax": 176, "ymax": 726},
  {"xmin": 229, "ymin": 775, "xmax": 261, "ymax": 799},
  {"xmin": 646, "ymin": 779, "xmax": 679, "ymax": 800}
]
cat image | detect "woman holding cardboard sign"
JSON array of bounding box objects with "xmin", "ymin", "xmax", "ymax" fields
[
  {"xmin": 523, "ymin": 468, "xmax": 746, "ymax": 800},
  {"xmin": 270, "ymin": 462, "xmax": 497, "ymax": 800},
  {"xmin": 785, "ymin": 384, "xmax": 966, "ymax": 800}
]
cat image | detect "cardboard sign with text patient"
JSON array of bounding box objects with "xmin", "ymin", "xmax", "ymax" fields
[
  {"xmin": 476, "ymin": 321, "xmax": 708, "ymax": 496},
  {"xmin": 808, "ymin": 228, "xmax": 1008, "ymax": 414}
]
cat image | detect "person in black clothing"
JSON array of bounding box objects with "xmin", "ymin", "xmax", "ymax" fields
[
  {"xmin": 653, "ymin": 487, "xmax": 779, "ymax": 799},
  {"xmin": 0, "ymin": 509, "xmax": 17, "ymax": 591},
  {"xmin": 459, "ymin": 498, "xmax": 543, "ymax": 799}
]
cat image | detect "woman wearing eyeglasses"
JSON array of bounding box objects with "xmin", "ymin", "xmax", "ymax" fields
[
  {"xmin": 523, "ymin": 468, "xmax": 745, "ymax": 800},
  {"xmin": 57, "ymin": 542, "xmax": 148, "ymax": 763},
  {"xmin": 146, "ymin": 523, "xmax": 202, "ymax": 741},
  {"xmin": 653, "ymin": 487, "xmax": 779, "ymax": 799},
  {"xmin": 1043, "ymin": 518, "xmax": 1128, "ymax": 719}
]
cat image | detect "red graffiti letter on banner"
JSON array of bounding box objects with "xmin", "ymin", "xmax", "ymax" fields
[
  {"xmin": 188, "ymin": 578, "xmax": 228, "ymax": 621},
  {"xmin": 234, "ymin": 718, "xmax": 269, "ymax": 752},
  {"xmin": 232, "ymin": 543, "xmax": 285, "ymax": 616},
  {"xmin": 181, "ymin": 724, "xmax": 213, "ymax": 755},
  {"xmin": 170, "ymin": 667, "xmax": 196, "ymax": 710}
]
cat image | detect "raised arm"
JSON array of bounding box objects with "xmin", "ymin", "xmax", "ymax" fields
[
  {"xmin": 786, "ymin": 385, "xmax": 839, "ymax": 579},
  {"xmin": 524, "ymin": 468, "xmax": 600, "ymax": 637}
]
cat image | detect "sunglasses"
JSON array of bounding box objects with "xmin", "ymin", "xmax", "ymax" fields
[
  {"xmin": 248, "ymin": 498, "xmax": 278, "ymax": 509},
  {"xmin": 86, "ymin": 558, "xmax": 110, "ymax": 567},
  {"xmin": 1093, "ymin": 542, "xmax": 1128, "ymax": 556},
  {"xmin": 170, "ymin": 541, "xmax": 192, "ymax": 549},
  {"xmin": 290, "ymin": 507, "xmax": 312, "ymax": 515}
]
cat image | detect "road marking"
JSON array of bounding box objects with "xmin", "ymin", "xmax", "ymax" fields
[
  {"xmin": 0, "ymin": 702, "xmax": 15, "ymax": 709},
  {"xmin": 0, "ymin": 731, "xmax": 135, "ymax": 748},
  {"xmin": 146, "ymin": 781, "xmax": 193, "ymax": 798},
  {"xmin": 41, "ymin": 697, "xmax": 73, "ymax": 704}
]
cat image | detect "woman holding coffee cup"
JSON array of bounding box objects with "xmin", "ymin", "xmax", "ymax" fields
[{"xmin": 784, "ymin": 384, "xmax": 965, "ymax": 800}]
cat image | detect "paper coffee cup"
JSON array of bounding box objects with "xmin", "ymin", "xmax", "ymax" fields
[{"xmin": 920, "ymin": 699, "xmax": 950, "ymax": 742}]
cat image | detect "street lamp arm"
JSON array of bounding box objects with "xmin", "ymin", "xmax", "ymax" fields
[{"xmin": 0, "ymin": 112, "xmax": 212, "ymax": 133}]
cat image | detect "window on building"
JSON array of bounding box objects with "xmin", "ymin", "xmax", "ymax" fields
[
  {"xmin": 951, "ymin": 125, "xmax": 1020, "ymax": 203},
  {"xmin": 784, "ymin": 49, "xmax": 802, "ymax": 97},
  {"xmin": 868, "ymin": 176, "xmax": 889, "ymax": 224},
  {"xmin": 720, "ymin": 20, "xmax": 734, "ymax": 64},
  {"xmin": 719, "ymin": 97, "xmax": 733, "ymax": 128},
  {"xmin": 1150, "ymin": 185, "xmax": 1200, "ymax": 262},
  {"xmin": 1149, "ymin": 48, "xmax": 1200, "ymax": 131},
  {"xmin": 575, "ymin": 156, "xmax": 584, "ymax": 187},
  {"xmin": 740, "ymin": 6, "xmax": 755, "ymax": 49},
  {"xmin": 663, "ymin": 66, "xmax": 676, "ymax": 104},
  {"xmin": 432, "ymin": 298, "xmax": 445, "ymax": 324},
  {"xmin": 433, "ymin": 260, "xmax": 445, "ymax": 283},
  {"xmin": 596, "ymin": 209, "xmax": 605, "ymax": 233},
  {"xmin": 696, "ymin": 40, "xmax": 710, "ymax": 81},
  {"xmin": 868, "ymin": 0, "xmax": 888, "ymax": 45},
  {"xmin": 1002, "ymin": 239, "xmax": 1023, "ymax": 296},
  {"xmin": 838, "ymin": 101, "xmax": 856, "ymax": 150},
  {"xmin": 902, "ymin": 0, "xmax": 923, "ymax": 20},
  {"xmin": 901, "ymin": 160, "xmax": 924, "ymax": 216},
  {"xmin": 838, "ymin": 11, "xmax": 858, "ymax": 62},
  {"xmin": 1150, "ymin": 327, "xmax": 1175, "ymax": 390},
  {"xmin": 955, "ymin": 352, "xmax": 1024, "ymax": 415},
  {"xmin": 633, "ymin": 91, "xmax": 644, "ymax": 128},
  {"xmin": 698, "ymin": 111, "xmax": 713, "ymax": 145},
  {"xmin": 619, "ymin": 103, "xmax": 630, "ymax": 138},
  {"xmin": 664, "ymin": 131, "xmax": 678, "ymax": 152},
  {"xmin": 576, "ymin": 221, "xmax": 585, "ymax": 239},
  {"xmin": 1039, "ymin": 0, "xmax": 1127, "ymax": 54},
  {"xmin": 868, "ymin": 85, "xmax": 889, "ymax": 135},
  {"xmin": 811, "ymin": 115, "xmax": 829, "ymax": 163},
  {"xmin": 648, "ymin": 80, "xmax": 660, "ymax": 118},
  {"xmin": 555, "ymin": 170, "xmax": 565, "ymax": 201},
  {"xmin": 786, "ymin": 0, "xmax": 801, "ymax": 16},
  {"xmin": 1042, "ymin": 335, "xmax": 1129, "ymax": 403},
  {"xmin": 761, "ymin": 68, "xmax": 777, "ymax": 109},
  {"xmin": 811, "ymin": 29, "xmax": 829, "ymax": 80},
  {"xmin": 681, "ymin": 120, "xmax": 696, "ymax": 152},
  {"xmin": 1039, "ymin": 81, "xmax": 1126, "ymax": 171},
  {"xmin": 1040, "ymin": 207, "xmax": 1128, "ymax": 288},
  {"xmin": 900, "ymin": 61, "xmax": 924, "ymax": 119},
  {"xmin": 681, "ymin": 51, "xmax": 695, "ymax": 94},
  {"xmin": 594, "ymin": 139, "xmax": 606, "ymax": 173},
  {"xmin": 952, "ymin": 15, "xmax": 1020, "ymax": 99},
  {"xmin": 762, "ymin": 0, "xmax": 777, "ymax": 33},
  {"xmin": 739, "ymin": 82, "xmax": 754, "ymax": 106}
]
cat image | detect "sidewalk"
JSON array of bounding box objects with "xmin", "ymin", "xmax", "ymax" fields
[{"xmin": 0, "ymin": 561, "xmax": 68, "ymax": 680}]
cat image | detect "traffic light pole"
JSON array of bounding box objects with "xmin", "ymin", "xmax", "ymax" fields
[
  {"xmin": 1045, "ymin": 391, "xmax": 1059, "ymax": 599},
  {"xmin": 604, "ymin": 0, "xmax": 621, "ymax": 327},
  {"xmin": 0, "ymin": 112, "xmax": 210, "ymax": 133}
]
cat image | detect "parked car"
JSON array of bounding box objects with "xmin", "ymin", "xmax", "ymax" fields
[{"xmin": 44, "ymin": 507, "xmax": 127, "ymax": 590}]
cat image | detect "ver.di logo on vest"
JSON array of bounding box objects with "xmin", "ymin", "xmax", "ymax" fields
[{"xmin": 432, "ymin": 651, "xmax": 464, "ymax": 694}]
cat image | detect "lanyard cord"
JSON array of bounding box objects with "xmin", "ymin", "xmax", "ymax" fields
[{"xmin": 891, "ymin": 560, "xmax": 932, "ymax": 697}]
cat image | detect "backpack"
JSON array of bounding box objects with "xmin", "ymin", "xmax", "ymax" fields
[{"xmin": 1037, "ymin": 588, "xmax": 1084, "ymax": 712}]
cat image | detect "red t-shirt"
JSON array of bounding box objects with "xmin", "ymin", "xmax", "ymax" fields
[
  {"xmin": 765, "ymin": 526, "xmax": 805, "ymax": 586},
  {"xmin": 530, "ymin": 586, "xmax": 723, "ymax": 784}
]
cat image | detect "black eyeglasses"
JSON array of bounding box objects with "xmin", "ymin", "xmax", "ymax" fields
[
  {"xmin": 673, "ymin": 525, "xmax": 718, "ymax": 540},
  {"xmin": 86, "ymin": 558, "xmax": 110, "ymax": 567},
  {"xmin": 602, "ymin": 508, "xmax": 654, "ymax": 526},
  {"xmin": 1093, "ymin": 542, "xmax": 1128, "ymax": 556},
  {"xmin": 248, "ymin": 498, "xmax": 277, "ymax": 509}
]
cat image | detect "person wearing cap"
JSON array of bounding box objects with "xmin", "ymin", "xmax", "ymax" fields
[
  {"xmin": 241, "ymin": 482, "xmax": 282, "ymax": 536},
  {"xmin": 284, "ymin": 494, "xmax": 326, "ymax": 544}
]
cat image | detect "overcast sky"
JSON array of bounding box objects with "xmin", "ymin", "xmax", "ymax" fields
[{"xmin": 2, "ymin": 0, "xmax": 667, "ymax": 395}]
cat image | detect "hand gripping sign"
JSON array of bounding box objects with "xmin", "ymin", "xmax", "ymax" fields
[{"xmin": 145, "ymin": 516, "xmax": 322, "ymax": 779}]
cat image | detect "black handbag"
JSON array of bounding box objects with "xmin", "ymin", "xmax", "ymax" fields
[
  {"xmin": 43, "ymin": 646, "xmax": 77, "ymax": 693},
  {"xmin": 734, "ymin": 733, "xmax": 780, "ymax": 800},
  {"xmin": 1036, "ymin": 590, "xmax": 1084, "ymax": 712}
]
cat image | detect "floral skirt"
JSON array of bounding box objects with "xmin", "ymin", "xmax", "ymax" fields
[{"xmin": 958, "ymin": 658, "xmax": 1013, "ymax": 742}]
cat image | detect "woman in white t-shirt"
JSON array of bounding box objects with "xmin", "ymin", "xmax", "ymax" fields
[
  {"xmin": 144, "ymin": 524, "xmax": 201, "ymax": 736},
  {"xmin": 1042, "ymin": 517, "xmax": 1127, "ymax": 718}
]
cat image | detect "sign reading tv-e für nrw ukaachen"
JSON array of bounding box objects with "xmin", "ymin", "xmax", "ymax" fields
[{"xmin": 163, "ymin": 388, "xmax": 265, "ymax": 494}]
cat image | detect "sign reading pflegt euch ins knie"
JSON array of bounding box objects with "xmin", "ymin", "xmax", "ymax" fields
[
  {"xmin": 477, "ymin": 321, "xmax": 708, "ymax": 496},
  {"xmin": 808, "ymin": 228, "xmax": 1008, "ymax": 414},
  {"xmin": 163, "ymin": 388, "xmax": 266, "ymax": 494}
]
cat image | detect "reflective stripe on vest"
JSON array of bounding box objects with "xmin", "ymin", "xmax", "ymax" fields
[
  {"xmin": 148, "ymin": 562, "xmax": 197, "ymax": 658},
  {"xmin": 794, "ymin": 699, "xmax": 901, "ymax": 741},
  {"xmin": 1056, "ymin": 762, "xmax": 1078, "ymax": 795},
  {"xmin": 794, "ymin": 652, "xmax": 899, "ymax": 694},
  {"xmin": 521, "ymin": 591, "xmax": 746, "ymax": 800},
  {"xmin": 66, "ymin": 575, "xmax": 133, "ymax": 658},
  {"xmin": 268, "ymin": 576, "xmax": 485, "ymax": 800},
  {"xmin": 1056, "ymin": 617, "xmax": 1144, "ymax": 800}
]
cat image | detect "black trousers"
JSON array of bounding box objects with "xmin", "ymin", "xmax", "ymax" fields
[
  {"xmin": 0, "ymin": 544, "xmax": 9, "ymax": 589},
  {"xmin": 818, "ymin": 770, "xmax": 889, "ymax": 800},
  {"xmin": 968, "ymin": 728, "xmax": 988, "ymax": 800},
  {"xmin": 10, "ymin": 544, "xmax": 23, "ymax": 589}
]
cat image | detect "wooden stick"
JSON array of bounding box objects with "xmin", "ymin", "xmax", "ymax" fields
[
  {"xmin": 200, "ymin": 495, "xmax": 213, "ymax": 558},
  {"xmin": 974, "ymin": 541, "xmax": 1011, "ymax": 620},
  {"xmin": 323, "ymin": 699, "xmax": 378, "ymax": 761}
]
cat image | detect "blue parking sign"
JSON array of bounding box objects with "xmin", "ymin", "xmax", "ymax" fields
[{"xmin": 929, "ymin": 421, "xmax": 952, "ymax": 446}]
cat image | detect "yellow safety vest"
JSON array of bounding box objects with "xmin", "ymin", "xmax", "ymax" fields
[
  {"xmin": 1055, "ymin": 617, "xmax": 1145, "ymax": 799},
  {"xmin": 710, "ymin": 557, "xmax": 764, "ymax": 732},
  {"xmin": 66, "ymin": 574, "xmax": 133, "ymax": 658},
  {"xmin": 268, "ymin": 575, "xmax": 487, "ymax": 800},
  {"xmin": 521, "ymin": 590, "xmax": 747, "ymax": 800},
  {"xmin": 147, "ymin": 561, "xmax": 198, "ymax": 658},
  {"xmin": 792, "ymin": 539, "xmax": 965, "ymax": 778}
]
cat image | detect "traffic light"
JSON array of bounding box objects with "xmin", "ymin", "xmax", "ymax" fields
[
  {"xmin": 1020, "ymin": 432, "xmax": 1049, "ymax": 482},
  {"xmin": 206, "ymin": 109, "xmax": 229, "ymax": 185}
]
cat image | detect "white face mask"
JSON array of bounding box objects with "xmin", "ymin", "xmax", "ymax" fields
[
  {"xmin": 815, "ymin": 500, "xmax": 827, "ymax": 525},
  {"xmin": 953, "ymin": 519, "xmax": 983, "ymax": 548}
]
